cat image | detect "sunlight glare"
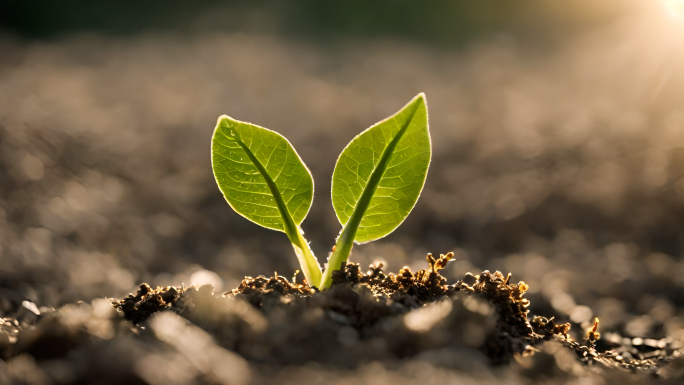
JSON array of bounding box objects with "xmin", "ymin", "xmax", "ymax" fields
[{"xmin": 663, "ymin": 0, "xmax": 684, "ymax": 18}]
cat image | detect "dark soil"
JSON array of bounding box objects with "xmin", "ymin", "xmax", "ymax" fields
[
  {"xmin": 107, "ymin": 255, "xmax": 684, "ymax": 383},
  {"xmin": 3, "ymin": 258, "xmax": 684, "ymax": 384}
]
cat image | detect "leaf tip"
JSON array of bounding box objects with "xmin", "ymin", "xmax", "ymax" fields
[
  {"xmin": 407, "ymin": 93, "xmax": 427, "ymax": 114},
  {"xmin": 215, "ymin": 115, "xmax": 240, "ymax": 138},
  {"xmin": 216, "ymin": 114, "xmax": 229, "ymax": 123}
]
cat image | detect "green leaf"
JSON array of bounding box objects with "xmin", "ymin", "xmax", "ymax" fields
[
  {"xmin": 332, "ymin": 93, "xmax": 431, "ymax": 243},
  {"xmin": 212, "ymin": 116, "xmax": 314, "ymax": 231},
  {"xmin": 320, "ymin": 93, "xmax": 430, "ymax": 289},
  {"xmin": 211, "ymin": 115, "xmax": 322, "ymax": 286}
]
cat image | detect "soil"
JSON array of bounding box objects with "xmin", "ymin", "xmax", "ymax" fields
[
  {"xmin": 110, "ymin": 257, "xmax": 684, "ymax": 376},
  {"xmin": 6, "ymin": 254, "xmax": 679, "ymax": 385}
]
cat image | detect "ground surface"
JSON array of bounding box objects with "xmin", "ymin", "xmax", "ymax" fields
[
  {"xmin": 3, "ymin": 260, "xmax": 684, "ymax": 384},
  {"xmin": 2, "ymin": 3, "xmax": 684, "ymax": 384}
]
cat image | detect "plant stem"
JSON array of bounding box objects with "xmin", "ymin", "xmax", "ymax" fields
[
  {"xmin": 287, "ymin": 226, "xmax": 322, "ymax": 288},
  {"xmin": 319, "ymin": 215, "xmax": 357, "ymax": 289}
]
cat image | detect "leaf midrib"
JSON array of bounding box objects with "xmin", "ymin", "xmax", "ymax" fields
[{"xmin": 341, "ymin": 101, "xmax": 422, "ymax": 233}]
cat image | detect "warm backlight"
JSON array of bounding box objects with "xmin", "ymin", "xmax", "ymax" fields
[{"xmin": 664, "ymin": 0, "xmax": 684, "ymax": 18}]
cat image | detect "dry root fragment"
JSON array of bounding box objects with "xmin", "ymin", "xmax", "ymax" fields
[
  {"xmin": 585, "ymin": 317, "xmax": 601, "ymax": 348},
  {"xmin": 426, "ymin": 251, "xmax": 454, "ymax": 273}
]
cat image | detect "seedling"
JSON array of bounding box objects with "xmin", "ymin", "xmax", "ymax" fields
[{"xmin": 211, "ymin": 93, "xmax": 431, "ymax": 289}]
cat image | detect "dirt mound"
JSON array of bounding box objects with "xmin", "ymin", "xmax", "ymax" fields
[{"xmin": 112, "ymin": 255, "xmax": 684, "ymax": 376}]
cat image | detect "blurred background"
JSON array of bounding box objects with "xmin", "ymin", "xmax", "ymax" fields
[{"xmin": 2, "ymin": 0, "xmax": 684, "ymax": 342}]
